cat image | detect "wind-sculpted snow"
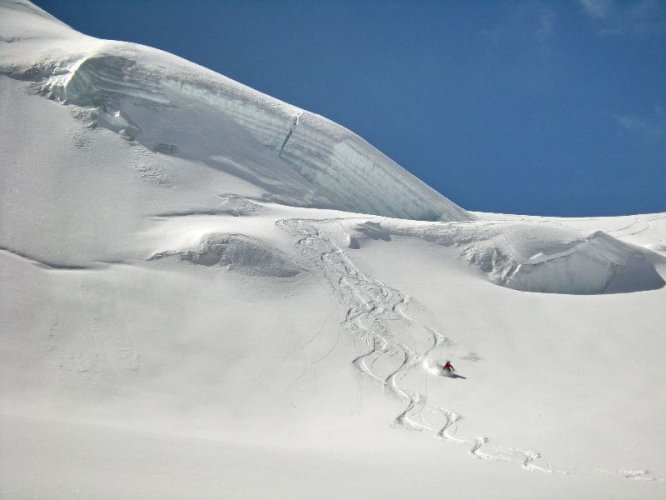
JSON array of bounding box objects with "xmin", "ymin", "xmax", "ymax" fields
[
  {"xmin": 150, "ymin": 233, "xmax": 303, "ymax": 278},
  {"xmin": 493, "ymin": 229, "xmax": 664, "ymax": 294},
  {"xmin": 0, "ymin": 7, "xmax": 470, "ymax": 222},
  {"xmin": 3, "ymin": 4, "xmax": 666, "ymax": 497},
  {"xmin": 349, "ymin": 220, "xmax": 665, "ymax": 294}
]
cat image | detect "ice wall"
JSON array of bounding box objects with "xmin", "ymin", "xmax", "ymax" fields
[{"xmin": 0, "ymin": 1, "xmax": 471, "ymax": 222}]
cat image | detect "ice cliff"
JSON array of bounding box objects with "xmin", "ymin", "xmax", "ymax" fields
[{"xmin": 0, "ymin": 0, "xmax": 470, "ymax": 222}]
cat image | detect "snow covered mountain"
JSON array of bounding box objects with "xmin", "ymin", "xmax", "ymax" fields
[
  {"xmin": 0, "ymin": 0, "xmax": 469, "ymax": 224},
  {"xmin": 1, "ymin": 1, "xmax": 665, "ymax": 499}
]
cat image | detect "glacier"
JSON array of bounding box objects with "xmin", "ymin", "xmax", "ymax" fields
[
  {"xmin": 1, "ymin": 2, "xmax": 666, "ymax": 499},
  {"xmin": 0, "ymin": 0, "xmax": 470, "ymax": 222}
]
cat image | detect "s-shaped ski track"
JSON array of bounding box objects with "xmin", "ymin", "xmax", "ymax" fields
[{"xmin": 278, "ymin": 218, "xmax": 557, "ymax": 473}]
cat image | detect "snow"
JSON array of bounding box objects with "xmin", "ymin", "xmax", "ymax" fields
[
  {"xmin": 346, "ymin": 218, "xmax": 664, "ymax": 294},
  {"xmin": 1, "ymin": 1, "xmax": 666, "ymax": 499},
  {"xmin": 0, "ymin": 0, "xmax": 470, "ymax": 222},
  {"xmin": 150, "ymin": 233, "xmax": 304, "ymax": 277}
]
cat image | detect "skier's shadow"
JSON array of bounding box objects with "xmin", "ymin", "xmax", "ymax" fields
[{"xmin": 441, "ymin": 371, "xmax": 466, "ymax": 380}]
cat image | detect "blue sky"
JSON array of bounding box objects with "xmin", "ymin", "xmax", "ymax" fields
[{"xmin": 35, "ymin": 0, "xmax": 665, "ymax": 216}]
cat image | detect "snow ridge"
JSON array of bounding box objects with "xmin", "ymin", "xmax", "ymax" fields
[
  {"xmin": 150, "ymin": 233, "xmax": 303, "ymax": 278},
  {"xmin": 350, "ymin": 220, "xmax": 664, "ymax": 294}
]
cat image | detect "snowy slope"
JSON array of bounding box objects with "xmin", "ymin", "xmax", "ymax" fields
[{"xmin": 2, "ymin": 2, "xmax": 666, "ymax": 499}]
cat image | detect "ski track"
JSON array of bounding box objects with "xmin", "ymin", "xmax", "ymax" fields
[
  {"xmin": 278, "ymin": 217, "xmax": 665, "ymax": 483},
  {"xmin": 278, "ymin": 218, "xmax": 556, "ymax": 473}
]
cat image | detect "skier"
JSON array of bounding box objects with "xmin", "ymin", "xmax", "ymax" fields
[{"xmin": 442, "ymin": 360, "xmax": 455, "ymax": 373}]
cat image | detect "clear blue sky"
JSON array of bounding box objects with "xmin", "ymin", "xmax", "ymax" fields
[{"xmin": 34, "ymin": 0, "xmax": 665, "ymax": 216}]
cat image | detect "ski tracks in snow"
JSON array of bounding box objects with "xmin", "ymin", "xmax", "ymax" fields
[
  {"xmin": 278, "ymin": 218, "xmax": 555, "ymax": 473},
  {"xmin": 278, "ymin": 217, "xmax": 665, "ymax": 483}
]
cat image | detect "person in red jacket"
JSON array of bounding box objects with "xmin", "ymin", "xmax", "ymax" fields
[{"xmin": 442, "ymin": 360, "xmax": 455, "ymax": 373}]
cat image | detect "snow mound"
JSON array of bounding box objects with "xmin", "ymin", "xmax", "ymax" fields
[
  {"xmin": 150, "ymin": 233, "xmax": 303, "ymax": 278},
  {"xmin": 0, "ymin": 1, "xmax": 470, "ymax": 222},
  {"xmin": 463, "ymin": 226, "xmax": 665, "ymax": 294},
  {"xmin": 349, "ymin": 221, "xmax": 665, "ymax": 295}
]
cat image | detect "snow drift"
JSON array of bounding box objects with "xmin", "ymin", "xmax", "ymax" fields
[
  {"xmin": 150, "ymin": 233, "xmax": 304, "ymax": 278},
  {"xmin": 348, "ymin": 220, "xmax": 665, "ymax": 294},
  {"xmin": 464, "ymin": 226, "xmax": 665, "ymax": 294}
]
